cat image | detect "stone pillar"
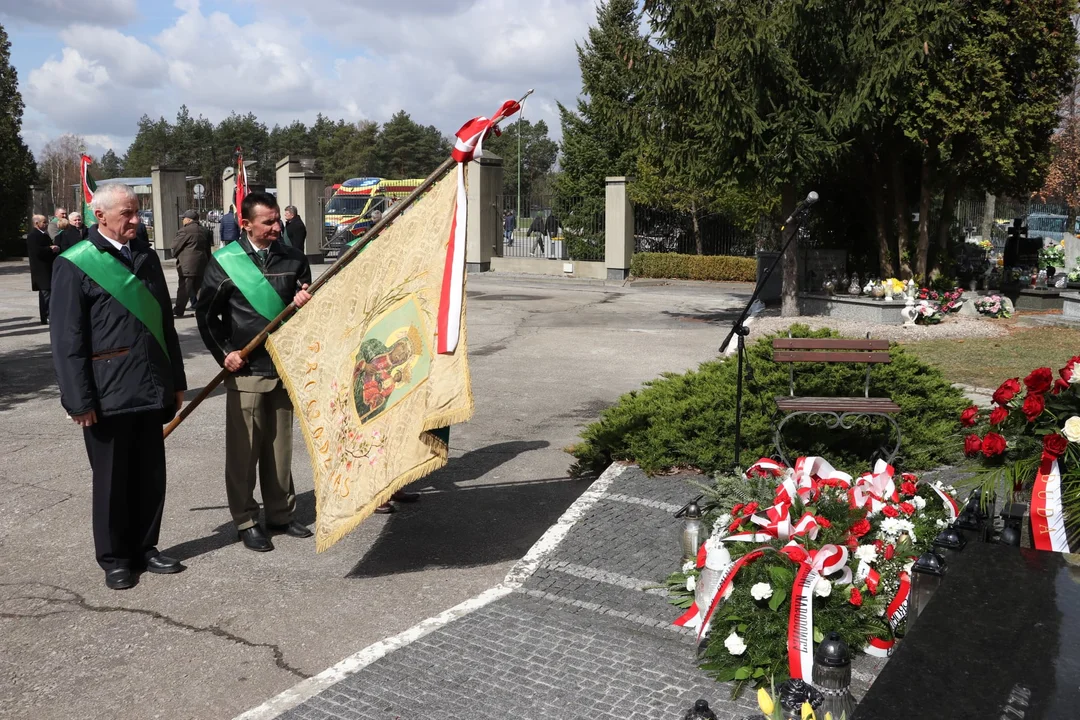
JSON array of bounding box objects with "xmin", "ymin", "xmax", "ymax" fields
[
  {"xmin": 275, "ymin": 156, "xmax": 302, "ymax": 207},
  {"xmin": 465, "ymin": 152, "xmax": 503, "ymax": 273},
  {"xmin": 288, "ymin": 171, "xmax": 325, "ymax": 261},
  {"xmin": 222, "ymin": 166, "xmax": 236, "ymax": 215},
  {"xmin": 605, "ymin": 176, "xmax": 634, "ymax": 281},
  {"xmin": 150, "ymin": 166, "xmax": 186, "ymax": 258}
]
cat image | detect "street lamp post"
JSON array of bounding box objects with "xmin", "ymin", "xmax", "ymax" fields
[{"xmin": 517, "ymin": 94, "xmax": 527, "ymax": 239}]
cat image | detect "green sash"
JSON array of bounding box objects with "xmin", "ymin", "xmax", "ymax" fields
[
  {"xmin": 61, "ymin": 240, "xmax": 169, "ymax": 357},
  {"xmin": 214, "ymin": 241, "xmax": 288, "ymax": 322}
]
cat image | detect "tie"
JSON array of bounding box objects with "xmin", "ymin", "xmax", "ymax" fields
[
  {"xmin": 120, "ymin": 245, "xmax": 132, "ymax": 264},
  {"xmin": 256, "ymin": 248, "xmax": 268, "ymax": 265}
]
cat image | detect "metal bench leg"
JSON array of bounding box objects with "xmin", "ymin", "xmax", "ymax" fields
[{"xmin": 775, "ymin": 412, "xmax": 901, "ymax": 467}]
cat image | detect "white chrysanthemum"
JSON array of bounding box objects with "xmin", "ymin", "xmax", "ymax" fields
[
  {"xmin": 814, "ymin": 579, "xmax": 832, "ymax": 597},
  {"xmin": 935, "ymin": 518, "xmax": 948, "ymax": 528},
  {"xmin": 854, "ymin": 545, "xmax": 879, "ymax": 564},
  {"xmin": 750, "ymin": 582, "xmax": 773, "ymax": 601},
  {"xmin": 686, "ymin": 575, "xmax": 696, "ymax": 592},
  {"xmin": 724, "ymin": 631, "xmax": 747, "ymax": 656}
]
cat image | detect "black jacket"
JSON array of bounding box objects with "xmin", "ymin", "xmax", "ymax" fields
[
  {"xmin": 58, "ymin": 226, "xmax": 84, "ymax": 253},
  {"xmin": 285, "ymin": 216, "xmax": 307, "ymax": 254},
  {"xmin": 196, "ymin": 234, "xmax": 311, "ymax": 378},
  {"xmin": 220, "ymin": 213, "xmax": 240, "ymax": 243},
  {"xmin": 27, "ymin": 227, "xmax": 56, "ymax": 291},
  {"xmin": 545, "ymin": 214, "xmax": 559, "ymax": 236},
  {"xmin": 50, "ymin": 227, "xmax": 187, "ymax": 419},
  {"xmin": 171, "ymin": 221, "xmax": 211, "ymax": 276}
]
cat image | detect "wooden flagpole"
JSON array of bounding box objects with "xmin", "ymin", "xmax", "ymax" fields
[{"xmin": 164, "ymin": 92, "xmax": 531, "ymax": 439}]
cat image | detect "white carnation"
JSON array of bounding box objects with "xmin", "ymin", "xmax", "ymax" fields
[
  {"xmin": 724, "ymin": 631, "xmax": 747, "ymax": 656},
  {"xmin": 912, "ymin": 496, "xmax": 926, "ymax": 511},
  {"xmin": 814, "ymin": 579, "xmax": 832, "ymax": 597},
  {"xmin": 750, "ymin": 582, "xmax": 773, "ymax": 601},
  {"xmin": 935, "ymin": 518, "xmax": 948, "ymax": 528},
  {"xmin": 686, "ymin": 575, "xmax": 696, "ymax": 592},
  {"xmin": 682, "ymin": 560, "xmax": 695, "ymax": 573},
  {"xmin": 854, "ymin": 545, "xmax": 879, "ymax": 564}
]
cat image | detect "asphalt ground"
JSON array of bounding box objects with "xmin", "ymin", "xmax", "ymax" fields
[{"xmin": 0, "ymin": 258, "xmax": 750, "ymax": 720}]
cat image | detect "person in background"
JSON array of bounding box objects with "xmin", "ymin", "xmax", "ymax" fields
[
  {"xmin": 284, "ymin": 205, "xmax": 306, "ymax": 254},
  {"xmin": 544, "ymin": 212, "xmax": 560, "ymax": 259},
  {"xmin": 503, "ymin": 210, "xmax": 515, "ymax": 246},
  {"xmin": 220, "ymin": 205, "xmax": 240, "ymax": 245},
  {"xmin": 50, "ymin": 182, "xmax": 187, "ymax": 590},
  {"xmin": 47, "ymin": 207, "xmax": 67, "ymax": 240},
  {"xmin": 58, "ymin": 215, "xmax": 84, "ymax": 252},
  {"xmin": 70, "ymin": 212, "xmax": 89, "ymax": 240},
  {"xmin": 529, "ymin": 211, "xmax": 546, "ymax": 257},
  {"xmin": 27, "ymin": 214, "xmax": 58, "ymax": 324},
  {"xmin": 171, "ymin": 210, "xmax": 211, "ymax": 318}
]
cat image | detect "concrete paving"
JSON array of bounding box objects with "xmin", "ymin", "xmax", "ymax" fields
[{"xmin": 0, "ymin": 259, "xmax": 751, "ymax": 720}]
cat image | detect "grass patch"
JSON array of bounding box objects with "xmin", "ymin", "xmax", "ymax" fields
[{"xmin": 901, "ymin": 324, "xmax": 1080, "ymax": 388}]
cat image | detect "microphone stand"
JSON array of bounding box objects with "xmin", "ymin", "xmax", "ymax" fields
[{"xmin": 720, "ymin": 198, "xmax": 817, "ymax": 471}]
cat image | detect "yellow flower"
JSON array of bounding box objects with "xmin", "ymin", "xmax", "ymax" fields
[
  {"xmin": 757, "ymin": 687, "xmax": 775, "ymax": 717},
  {"xmin": 802, "ymin": 702, "xmax": 817, "ymax": 720}
]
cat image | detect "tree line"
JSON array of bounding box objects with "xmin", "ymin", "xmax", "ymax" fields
[{"xmin": 557, "ymin": 0, "xmax": 1079, "ymax": 314}]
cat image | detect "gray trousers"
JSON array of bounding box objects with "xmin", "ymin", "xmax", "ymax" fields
[{"xmin": 225, "ymin": 376, "xmax": 296, "ymax": 529}]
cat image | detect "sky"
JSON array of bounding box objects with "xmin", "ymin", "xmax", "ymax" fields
[{"xmin": 2, "ymin": 0, "xmax": 599, "ymax": 162}]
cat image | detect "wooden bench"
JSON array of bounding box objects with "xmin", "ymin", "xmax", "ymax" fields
[{"xmin": 771, "ymin": 336, "xmax": 901, "ymax": 466}]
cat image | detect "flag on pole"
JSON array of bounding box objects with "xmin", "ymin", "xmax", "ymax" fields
[
  {"xmin": 265, "ymin": 171, "xmax": 474, "ymax": 551},
  {"xmin": 80, "ymin": 154, "xmax": 96, "ymax": 227},
  {"xmin": 234, "ymin": 147, "xmax": 247, "ymax": 214}
]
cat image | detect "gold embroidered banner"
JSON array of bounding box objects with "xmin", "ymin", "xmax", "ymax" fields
[{"xmin": 266, "ymin": 172, "xmax": 473, "ymax": 551}]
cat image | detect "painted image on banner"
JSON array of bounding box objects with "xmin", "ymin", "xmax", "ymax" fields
[{"xmin": 350, "ymin": 297, "xmax": 432, "ymax": 424}]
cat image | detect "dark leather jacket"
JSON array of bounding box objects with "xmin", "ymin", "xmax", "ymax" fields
[
  {"xmin": 196, "ymin": 234, "xmax": 311, "ymax": 377},
  {"xmin": 50, "ymin": 227, "xmax": 187, "ymax": 418}
]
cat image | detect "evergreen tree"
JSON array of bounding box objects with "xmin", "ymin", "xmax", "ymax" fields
[
  {"xmin": 372, "ymin": 111, "xmax": 451, "ymax": 178},
  {"xmin": 483, "ymin": 118, "xmax": 559, "ymax": 197},
  {"xmin": 0, "ymin": 23, "xmax": 37, "ymax": 255},
  {"xmin": 122, "ymin": 115, "xmax": 171, "ymax": 175},
  {"xmin": 96, "ymin": 149, "xmax": 123, "ymax": 179}
]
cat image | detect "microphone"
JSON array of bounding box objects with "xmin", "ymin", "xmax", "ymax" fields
[{"xmin": 783, "ymin": 191, "xmax": 819, "ymax": 225}]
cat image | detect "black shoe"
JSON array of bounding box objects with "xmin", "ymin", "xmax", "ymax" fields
[
  {"xmin": 105, "ymin": 568, "xmax": 135, "ymax": 590},
  {"xmin": 391, "ymin": 490, "xmax": 420, "ymax": 503},
  {"xmin": 374, "ymin": 502, "xmax": 395, "ymax": 514},
  {"xmin": 145, "ymin": 553, "xmax": 185, "ymax": 574},
  {"xmin": 238, "ymin": 525, "xmax": 274, "ymax": 552},
  {"xmin": 267, "ymin": 520, "xmax": 313, "ymax": 538},
  {"xmin": 173, "ymin": 312, "xmax": 186, "ymax": 319}
]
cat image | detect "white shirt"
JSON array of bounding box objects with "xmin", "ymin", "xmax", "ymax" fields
[{"xmin": 96, "ymin": 226, "xmax": 130, "ymax": 254}]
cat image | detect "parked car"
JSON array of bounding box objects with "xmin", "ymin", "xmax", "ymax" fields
[{"xmin": 138, "ymin": 210, "xmax": 153, "ymax": 227}]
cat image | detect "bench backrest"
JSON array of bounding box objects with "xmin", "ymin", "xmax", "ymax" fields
[
  {"xmin": 772, "ymin": 336, "xmax": 891, "ymax": 397},
  {"xmin": 772, "ymin": 338, "xmax": 891, "ymax": 364}
]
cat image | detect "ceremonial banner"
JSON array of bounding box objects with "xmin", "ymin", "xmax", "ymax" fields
[
  {"xmin": 266, "ymin": 172, "xmax": 473, "ymax": 551},
  {"xmin": 80, "ymin": 154, "xmax": 96, "ymax": 227}
]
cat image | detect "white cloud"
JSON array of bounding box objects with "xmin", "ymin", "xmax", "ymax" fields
[
  {"xmin": 19, "ymin": 0, "xmax": 596, "ymax": 159},
  {"xmin": 0, "ymin": 0, "xmax": 137, "ymax": 27}
]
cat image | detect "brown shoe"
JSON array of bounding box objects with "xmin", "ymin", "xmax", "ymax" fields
[{"xmin": 374, "ymin": 502, "xmax": 395, "ymax": 514}]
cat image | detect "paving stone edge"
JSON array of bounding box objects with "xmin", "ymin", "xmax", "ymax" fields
[{"xmin": 232, "ymin": 462, "xmax": 630, "ymax": 720}]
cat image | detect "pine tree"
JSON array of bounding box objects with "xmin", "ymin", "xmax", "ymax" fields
[
  {"xmin": 96, "ymin": 149, "xmax": 122, "ymax": 179},
  {"xmin": 0, "ymin": 23, "xmax": 36, "ymax": 257},
  {"xmin": 482, "ymin": 118, "xmax": 558, "ymax": 197},
  {"xmin": 372, "ymin": 111, "xmax": 451, "ymax": 178}
]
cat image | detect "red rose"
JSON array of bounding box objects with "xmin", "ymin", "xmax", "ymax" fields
[
  {"xmin": 989, "ymin": 406, "xmax": 1008, "ymax": 426},
  {"xmin": 993, "ymin": 378, "xmax": 1021, "ymax": 405},
  {"xmin": 850, "ymin": 518, "xmax": 871, "ymax": 538},
  {"xmin": 817, "ymin": 517, "xmax": 832, "ymax": 529},
  {"xmin": 1024, "ymin": 367, "xmax": 1053, "ymax": 395},
  {"xmin": 882, "ymin": 505, "xmax": 899, "ymax": 518},
  {"xmin": 873, "ymin": 539, "xmax": 884, "ymax": 551},
  {"xmin": 849, "ymin": 587, "xmax": 863, "ymax": 607},
  {"xmin": 964, "ymin": 434, "xmax": 982, "ymax": 457},
  {"xmin": 899, "ymin": 502, "xmax": 915, "ymax": 515},
  {"xmin": 960, "ymin": 406, "xmax": 979, "ymax": 427},
  {"xmin": 1022, "ymin": 393, "xmax": 1046, "ymax": 422},
  {"xmin": 732, "ymin": 503, "xmax": 745, "ymax": 516},
  {"xmin": 884, "ymin": 544, "xmax": 895, "ymax": 560},
  {"xmin": 1061, "ymin": 362, "xmax": 1074, "ymax": 383},
  {"xmin": 901, "ymin": 481, "xmax": 918, "ymax": 496},
  {"xmin": 1044, "ymin": 433, "xmax": 1069, "ymax": 458},
  {"xmin": 743, "ymin": 502, "xmax": 759, "ymax": 516},
  {"xmin": 1054, "ymin": 379, "xmax": 1070, "ymax": 395},
  {"xmin": 981, "ymin": 432, "xmax": 1007, "ymax": 457}
]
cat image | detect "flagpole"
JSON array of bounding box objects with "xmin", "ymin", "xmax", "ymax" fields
[{"xmin": 163, "ymin": 92, "xmax": 530, "ymax": 439}]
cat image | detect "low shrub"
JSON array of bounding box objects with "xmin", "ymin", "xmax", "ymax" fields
[
  {"xmin": 630, "ymin": 252, "xmax": 757, "ymax": 282},
  {"xmin": 569, "ymin": 325, "xmax": 968, "ymax": 477}
]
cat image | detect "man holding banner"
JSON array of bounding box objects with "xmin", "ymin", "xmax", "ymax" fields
[
  {"xmin": 196, "ymin": 191, "xmax": 314, "ymax": 552},
  {"xmin": 50, "ymin": 183, "xmax": 188, "ymax": 590}
]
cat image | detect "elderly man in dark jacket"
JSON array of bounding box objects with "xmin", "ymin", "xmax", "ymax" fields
[
  {"xmin": 27, "ymin": 214, "xmax": 58, "ymax": 324},
  {"xmin": 219, "ymin": 205, "xmax": 240, "ymax": 244},
  {"xmin": 171, "ymin": 209, "xmax": 211, "ymax": 317},
  {"xmin": 196, "ymin": 191, "xmax": 313, "ymax": 552},
  {"xmin": 50, "ymin": 183, "xmax": 187, "ymax": 590}
]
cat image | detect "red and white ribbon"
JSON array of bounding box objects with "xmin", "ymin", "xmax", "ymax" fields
[
  {"xmin": 784, "ymin": 544, "xmax": 852, "ymax": 679},
  {"xmin": 861, "ymin": 572, "xmax": 909, "ymax": 658},
  {"xmin": 849, "ymin": 460, "xmax": 897, "ymax": 513},
  {"xmin": 929, "ymin": 483, "xmax": 960, "ymax": 521},
  {"xmin": 437, "ymin": 100, "xmax": 521, "ymax": 355},
  {"xmin": 1031, "ymin": 455, "xmax": 1073, "ymax": 553},
  {"xmin": 80, "ymin": 154, "xmax": 94, "ymax": 204},
  {"xmin": 726, "ymin": 502, "xmax": 820, "ymax": 544},
  {"xmin": 745, "ymin": 458, "xmax": 786, "ymax": 479},
  {"xmin": 676, "ymin": 550, "xmax": 766, "ymax": 641},
  {"xmin": 856, "ymin": 560, "xmax": 881, "ymax": 594}
]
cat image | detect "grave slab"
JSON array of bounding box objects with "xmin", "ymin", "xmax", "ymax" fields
[
  {"xmin": 798, "ymin": 293, "xmax": 906, "ymax": 324},
  {"xmin": 1014, "ymin": 288, "xmax": 1065, "ymax": 312}
]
